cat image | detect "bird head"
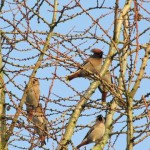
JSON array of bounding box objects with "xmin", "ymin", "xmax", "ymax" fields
[
  {"xmin": 31, "ymin": 77, "xmax": 39, "ymax": 86},
  {"xmin": 96, "ymin": 115, "xmax": 105, "ymax": 123},
  {"xmin": 91, "ymin": 48, "xmax": 103, "ymax": 58}
]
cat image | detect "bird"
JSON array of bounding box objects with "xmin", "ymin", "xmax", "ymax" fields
[
  {"xmin": 32, "ymin": 104, "xmax": 48, "ymax": 146},
  {"xmin": 66, "ymin": 48, "xmax": 112, "ymax": 103},
  {"xmin": 76, "ymin": 114, "xmax": 105, "ymax": 149},
  {"xmin": 98, "ymin": 70, "xmax": 112, "ymax": 104},
  {"xmin": 25, "ymin": 77, "xmax": 40, "ymax": 120},
  {"xmin": 66, "ymin": 48, "xmax": 103, "ymax": 81}
]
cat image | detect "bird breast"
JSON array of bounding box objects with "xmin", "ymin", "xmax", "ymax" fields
[
  {"xmin": 33, "ymin": 115, "xmax": 43, "ymax": 124},
  {"xmin": 87, "ymin": 123, "xmax": 105, "ymax": 142},
  {"xmin": 26, "ymin": 86, "xmax": 40, "ymax": 107},
  {"xmin": 33, "ymin": 115, "xmax": 47, "ymax": 136}
]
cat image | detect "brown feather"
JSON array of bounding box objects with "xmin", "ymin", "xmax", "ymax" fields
[
  {"xmin": 91, "ymin": 48, "xmax": 103, "ymax": 54},
  {"xmin": 76, "ymin": 115, "xmax": 105, "ymax": 149}
]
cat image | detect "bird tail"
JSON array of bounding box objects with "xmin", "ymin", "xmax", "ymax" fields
[
  {"xmin": 66, "ymin": 70, "xmax": 81, "ymax": 81},
  {"xmin": 98, "ymin": 70, "xmax": 112, "ymax": 104},
  {"xmin": 40, "ymin": 135, "xmax": 46, "ymax": 146},
  {"xmin": 98, "ymin": 86, "xmax": 107, "ymax": 104},
  {"xmin": 102, "ymin": 91, "xmax": 107, "ymax": 103},
  {"xmin": 76, "ymin": 140, "xmax": 89, "ymax": 149},
  {"xmin": 66, "ymin": 76, "xmax": 70, "ymax": 81}
]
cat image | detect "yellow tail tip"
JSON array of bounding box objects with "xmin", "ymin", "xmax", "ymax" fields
[
  {"xmin": 66, "ymin": 76, "xmax": 70, "ymax": 81},
  {"xmin": 102, "ymin": 102, "xmax": 106, "ymax": 106}
]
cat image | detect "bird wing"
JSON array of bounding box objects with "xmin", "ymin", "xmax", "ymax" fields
[
  {"xmin": 81, "ymin": 59, "xmax": 89, "ymax": 67},
  {"xmin": 75, "ymin": 59, "xmax": 89, "ymax": 71},
  {"xmin": 82, "ymin": 125, "xmax": 95, "ymax": 141}
]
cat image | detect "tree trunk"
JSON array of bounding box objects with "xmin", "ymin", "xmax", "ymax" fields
[{"xmin": 0, "ymin": 31, "xmax": 7, "ymax": 150}]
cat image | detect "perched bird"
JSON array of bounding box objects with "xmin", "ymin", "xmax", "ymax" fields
[
  {"xmin": 66, "ymin": 49, "xmax": 103, "ymax": 81},
  {"xmin": 76, "ymin": 115, "xmax": 105, "ymax": 149},
  {"xmin": 77, "ymin": 115, "xmax": 105, "ymax": 149},
  {"xmin": 98, "ymin": 71, "xmax": 112, "ymax": 103},
  {"xmin": 25, "ymin": 77, "xmax": 40, "ymax": 120},
  {"xmin": 66, "ymin": 49, "xmax": 112, "ymax": 103},
  {"xmin": 32, "ymin": 104, "xmax": 48, "ymax": 146}
]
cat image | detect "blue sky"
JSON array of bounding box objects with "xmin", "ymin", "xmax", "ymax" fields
[{"xmin": 1, "ymin": 0, "xmax": 150, "ymax": 150}]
